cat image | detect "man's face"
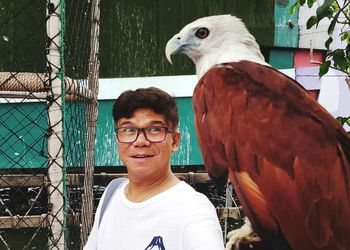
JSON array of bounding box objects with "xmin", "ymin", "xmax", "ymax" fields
[{"xmin": 116, "ymin": 108, "xmax": 180, "ymax": 179}]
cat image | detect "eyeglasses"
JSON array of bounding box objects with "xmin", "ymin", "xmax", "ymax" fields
[{"xmin": 115, "ymin": 126, "xmax": 174, "ymax": 143}]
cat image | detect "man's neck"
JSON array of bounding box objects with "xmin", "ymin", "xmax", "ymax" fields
[{"xmin": 126, "ymin": 172, "xmax": 180, "ymax": 203}]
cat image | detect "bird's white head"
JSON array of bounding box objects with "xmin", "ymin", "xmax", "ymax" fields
[{"xmin": 165, "ymin": 15, "xmax": 269, "ymax": 79}]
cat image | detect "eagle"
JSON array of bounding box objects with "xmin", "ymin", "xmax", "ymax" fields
[{"xmin": 165, "ymin": 15, "xmax": 350, "ymax": 250}]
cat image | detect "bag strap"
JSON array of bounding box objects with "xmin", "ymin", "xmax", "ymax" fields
[{"xmin": 98, "ymin": 177, "xmax": 128, "ymax": 228}]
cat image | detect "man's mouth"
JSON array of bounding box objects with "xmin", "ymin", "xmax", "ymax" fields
[{"xmin": 131, "ymin": 154, "xmax": 154, "ymax": 158}]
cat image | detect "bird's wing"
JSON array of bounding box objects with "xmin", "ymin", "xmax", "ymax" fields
[{"xmin": 192, "ymin": 61, "xmax": 350, "ymax": 249}]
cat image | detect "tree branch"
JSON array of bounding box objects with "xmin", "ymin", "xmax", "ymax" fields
[{"xmin": 336, "ymin": 0, "xmax": 350, "ymax": 23}]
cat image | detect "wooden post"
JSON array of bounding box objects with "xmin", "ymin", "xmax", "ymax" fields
[
  {"xmin": 46, "ymin": 0, "xmax": 65, "ymax": 249},
  {"xmin": 80, "ymin": 0, "xmax": 101, "ymax": 248}
]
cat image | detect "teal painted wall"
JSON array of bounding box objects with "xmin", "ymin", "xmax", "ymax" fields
[
  {"xmin": 274, "ymin": 0, "xmax": 299, "ymax": 48},
  {"xmin": 0, "ymin": 98, "xmax": 203, "ymax": 168},
  {"xmin": 0, "ymin": 102, "xmax": 88, "ymax": 169},
  {"xmin": 269, "ymin": 49, "xmax": 295, "ymax": 69},
  {"xmin": 0, "ymin": 102, "xmax": 47, "ymax": 169},
  {"xmin": 95, "ymin": 97, "xmax": 203, "ymax": 167}
]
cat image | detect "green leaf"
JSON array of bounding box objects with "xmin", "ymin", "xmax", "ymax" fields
[
  {"xmin": 325, "ymin": 36, "xmax": 333, "ymax": 50},
  {"xmin": 331, "ymin": 1, "xmax": 340, "ymax": 11},
  {"xmin": 345, "ymin": 44, "xmax": 350, "ymax": 59},
  {"xmin": 289, "ymin": 4, "xmax": 297, "ymax": 15},
  {"xmin": 346, "ymin": 118, "xmax": 350, "ymax": 127},
  {"xmin": 306, "ymin": 16, "xmax": 318, "ymax": 29},
  {"xmin": 340, "ymin": 32, "xmax": 349, "ymax": 42},
  {"xmin": 336, "ymin": 116, "xmax": 349, "ymax": 126},
  {"xmin": 307, "ymin": 0, "xmax": 317, "ymax": 8},
  {"xmin": 332, "ymin": 49, "xmax": 345, "ymax": 59},
  {"xmin": 319, "ymin": 61, "xmax": 331, "ymax": 77},
  {"xmin": 326, "ymin": 8, "xmax": 334, "ymax": 19},
  {"xmin": 332, "ymin": 49, "xmax": 347, "ymax": 70},
  {"xmin": 316, "ymin": 0, "xmax": 335, "ymax": 21},
  {"xmin": 328, "ymin": 11, "xmax": 340, "ymax": 35}
]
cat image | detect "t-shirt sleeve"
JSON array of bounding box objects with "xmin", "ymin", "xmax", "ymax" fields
[{"xmin": 181, "ymin": 196, "xmax": 225, "ymax": 250}]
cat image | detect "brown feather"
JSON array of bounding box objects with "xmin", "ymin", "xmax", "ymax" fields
[{"xmin": 193, "ymin": 61, "xmax": 350, "ymax": 250}]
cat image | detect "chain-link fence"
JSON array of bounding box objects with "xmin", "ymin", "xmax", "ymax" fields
[{"xmin": 0, "ymin": 0, "xmax": 99, "ymax": 249}]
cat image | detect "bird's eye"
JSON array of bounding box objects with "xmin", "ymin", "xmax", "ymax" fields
[{"xmin": 195, "ymin": 27, "xmax": 209, "ymax": 39}]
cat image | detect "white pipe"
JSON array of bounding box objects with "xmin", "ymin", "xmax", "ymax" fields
[{"xmin": 46, "ymin": 0, "xmax": 65, "ymax": 249}]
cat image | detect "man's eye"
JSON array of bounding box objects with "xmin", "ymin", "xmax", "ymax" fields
[
  {"xmin": 148, "ymin": 127, "xmax": 162, "ymax": 133},
  {"xmin": 121, "ymin": 128, "xmax": 136, "ymax": 133}
]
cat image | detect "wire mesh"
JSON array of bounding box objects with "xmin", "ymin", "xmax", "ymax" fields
[{"xmin": 0, "ymin": 0, "xmax": 98, "ymax": 249}]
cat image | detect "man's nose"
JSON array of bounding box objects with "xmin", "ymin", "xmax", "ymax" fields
[{"xmin": 133, "ymin": 130, "xmax": 150, "ymax": 146}]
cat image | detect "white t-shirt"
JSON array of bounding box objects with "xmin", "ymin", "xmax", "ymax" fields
[{"xmin": 84, "ymin": 181, "xmax": 224, "ymax": 250}]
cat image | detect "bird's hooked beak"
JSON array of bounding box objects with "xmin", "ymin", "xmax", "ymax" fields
[{"xmin": 165, "ymin": 33, "xmax": 182, "ymax": 64}]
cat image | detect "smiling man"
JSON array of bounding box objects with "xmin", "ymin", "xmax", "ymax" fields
[{"xmin": 84, "ymin": 87, "xmax": 224, "ymax": 250}]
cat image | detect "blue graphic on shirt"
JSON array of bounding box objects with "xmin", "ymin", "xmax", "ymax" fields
[{"xmin": 144, "ymin": 236, "xmax": 166, "ymax": 250}]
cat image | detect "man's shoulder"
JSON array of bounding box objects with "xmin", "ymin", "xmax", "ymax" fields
[{"xmin": 171, "ymin": 181, "xmax": 213, "ymax": 206}]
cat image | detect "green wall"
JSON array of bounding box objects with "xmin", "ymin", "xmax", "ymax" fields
[
  {"xmin": 0, "ymin": 1, "xmax": 46, "ymax": 72},
  {"xmin": 269, "ymin": 49, "xmax": 295, "ymax": 69},
  {"xmin": 0, "ymin": 102, "xmax": 47, "ymax": 169},
  {"xmin": 0, "ymin": 1, "xmax": 275, "ymax": 76},
  {"xmin": 274, "ymin": 0, "xmax": 299, "ymax": 48},
  {"xmin": 0, "ymin": 102, "xmax": 88, "ymax": 169},
  {"xmin": 99, "ymin": 0, "xmax": 275, "ymax": 78},
  {"xmin": 0, "ymin": 98, "xmax": 203, "ymax": 168}
]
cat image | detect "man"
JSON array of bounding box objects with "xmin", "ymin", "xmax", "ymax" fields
[{"xmin": 84, "ymin": 87, "xmax": 224, "ymax": 250}]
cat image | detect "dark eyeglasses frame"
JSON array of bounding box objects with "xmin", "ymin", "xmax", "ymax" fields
[{"xmin": 115, "ymin": 126, "xmax": 174, "ymax": 143}]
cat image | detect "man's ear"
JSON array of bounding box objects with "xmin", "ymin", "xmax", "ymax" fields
[{"xmin": 171, "ymin": 132, "xmax": 180, "ymax": 153}]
